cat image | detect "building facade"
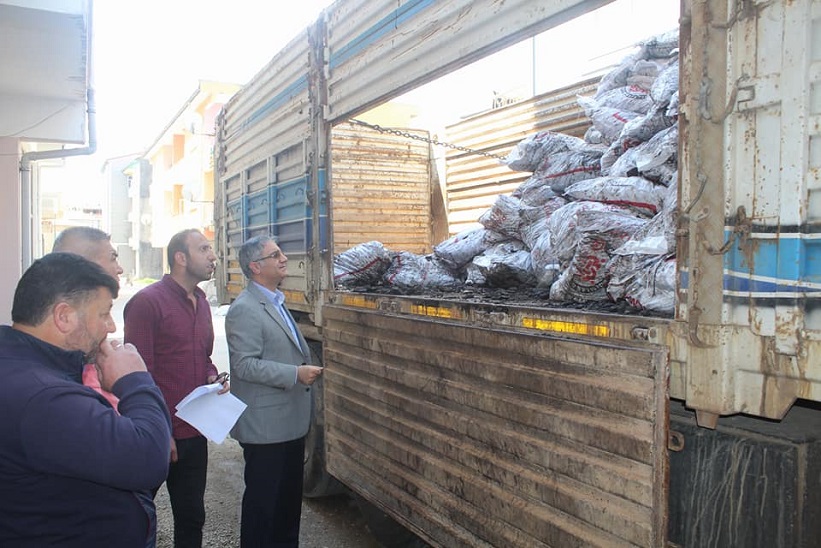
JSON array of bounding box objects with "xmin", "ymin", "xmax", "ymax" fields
[
  {"xmin": 136, "ymin": 80, "xmax": 240, "ymax": 273},
  {"xmin": 0, "ymin": 0, "xmax": 93, "ymax": 324}
]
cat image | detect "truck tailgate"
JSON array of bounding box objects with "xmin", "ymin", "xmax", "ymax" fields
[{"xmin": 323, "ymin": 296, "xmax": 669, "ymax": 547}]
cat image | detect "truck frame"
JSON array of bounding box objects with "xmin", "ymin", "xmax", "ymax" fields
[{"xmin": 214, "ymin": 1, "xmax": 821, "ymax": 546}]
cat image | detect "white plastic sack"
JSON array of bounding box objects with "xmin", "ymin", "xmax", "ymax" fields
[
  {"xmin": 578, "ymin": 95, "xmax": 643, "ymax": 144},
  {"xmin": 502, "ymin": 131, "xmax": 586, "ymax": 172},
  {"xmin": 634, "ymin": 123, "xmax": 678, "ymax": 173},
  {"xmin": 619, "ymin": 104, "xmax": 677, "ymax": 144},
  {"xmin": 607, "ymin": 255, "xmax": 676, "ymax": 314},
  {"xmin": 611, "ymin": 179, "xmax": 678, "ymax": 256},
  {"xmin": 383, "ymin": 252, "xmax": 463, "ymax": 291},
  {"xmin": 594, "ymin": 85, "xmax": 655, "ymax": 115},
  {"xmin": 512, "ymin": 146, "xmax": 605, "ymax": 196},
  {"xmin": 549, "ymin": 207, "xmax": 648, "ymax": 303},
  {"xmin": 666, "ymin": 91, "xmax": 679, "ymax": 117},
  {"xmin": 519, "ymin": 196, "xmax": 568, "ymax": 250},
  {"xmin": 529, "ymin": 232, "xmax": 561, "ymax": 289},
  {"xmin": 563, "ymin": 176, "xmax": 667, "ymax": 217},
  {"xmin": 433, "ymin": 227, "xmax": 494, "ymax": 271},
  {"xmin": 465, "ymin": 241, "xmax": 535, "ymax": 288},
  {"xmin": 478, "ymin": 195, "xmax": 523, "ymax": 240},
  {"xmin": 333, "ymin": 241, "xmax": 394, "ymax": 287},
  {"xmin": 650, "ymin": 58, "xmax": 679, "ymax": 106},
  {"xmin": 517, "ymin": 181, "xmax": 559, "ymax": 207},
  {"xmin": 638, "ymin": 29, "xmax": 679, "ymax": 59}
]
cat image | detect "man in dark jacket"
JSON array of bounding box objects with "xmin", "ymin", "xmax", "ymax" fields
[{"xmin": 0, "ymin": 253, "xmax": 172, "ymax": 548}]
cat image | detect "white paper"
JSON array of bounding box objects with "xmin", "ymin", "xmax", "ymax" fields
[{"xmin": 175, "ymin": 382, "xmax": 247, "ymax": 444}]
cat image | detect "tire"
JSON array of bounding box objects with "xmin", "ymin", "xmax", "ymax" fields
[
  {"xmin": 302, "ymin": 341, "xmax": 346, "ymax": 498},
  {"xmin": 353, "ymin": 494, "xmax": 430, "ymax": 548}
]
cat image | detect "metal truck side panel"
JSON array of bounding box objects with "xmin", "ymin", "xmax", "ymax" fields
[
  {"xmin": 680, "ymin": 0, "xmax": 821, "ymax": 423},
  {"xmin": 217, "ymin": 33, "xmax": 313, "ymax": 179},
  {"xmin": 214, "ymin": 30, "xmax": 316, "ymax": 304},
  {"xmin": 323, "ymin": 0, "xmax": 614, "ymax": 122},
  {"xmin": 323, "ymin": 300, "xmax": 668, "ymax": 548},
  {"xmin": 443, "ymin": 77, "xmax": 598, "ymax": 235},
  {"xmin": 668, "ymin": 402, "xmax": 821, "ymax": 547}
]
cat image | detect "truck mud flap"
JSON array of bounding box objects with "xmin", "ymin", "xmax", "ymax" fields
[{"xmin": 322, "ymin": 303, "xmax": 669, "ymax": 548}]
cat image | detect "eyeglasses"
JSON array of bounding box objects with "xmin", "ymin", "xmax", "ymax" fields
[{"xmin": 253, "ymin": 251, "xmax": 281, "ymax": 262}]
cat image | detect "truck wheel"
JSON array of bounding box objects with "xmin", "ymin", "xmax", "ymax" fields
[
  {"xmin": 354, "ymin": 494, "xmax": 430, "ymax": 548},
  {"xmin": 303, "ymin": 342, "xmax": 346, "ymax": 498}
]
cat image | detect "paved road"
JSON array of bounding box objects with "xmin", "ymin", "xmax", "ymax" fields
[{"xmin": 112, "ymin": 283, "xmax": 384, "ymax": 548}]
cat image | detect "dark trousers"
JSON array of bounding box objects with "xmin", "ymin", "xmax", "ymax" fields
[
  {"xmin": 154, "ymin": 436, "xmax": 208, "ymax": 548},
  {"xmin": 240, "ymin": 438, "xmax": 306, "ymax": 548}
]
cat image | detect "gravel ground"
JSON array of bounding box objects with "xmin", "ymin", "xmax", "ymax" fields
[{"xmin": 153, "ymin": 437, "xmax": 383, "ymax": 548}]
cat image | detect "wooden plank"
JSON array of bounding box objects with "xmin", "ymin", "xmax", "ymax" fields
[{"xmin": 323, "ymin": 303, "xmax": 668, "ymax": 547}]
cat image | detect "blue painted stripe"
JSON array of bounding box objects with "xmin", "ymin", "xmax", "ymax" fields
[
  {"xmin": 234, "ymin": 74, "xmax": 310, "ymax": 137},
  {"xmin": 725, "ymin": 234, "xmax": 821, "ymax": 284},
  {"xmin": 679, "ymin": 269, "xmax": 820, "ymax": 296},
  {"xmin": 328, "ymin": 0, "xmax": 435, "ymax": 70},
  {"xmin": 724, "ymin": 272, "xmax": 821, "ymax": 294}
]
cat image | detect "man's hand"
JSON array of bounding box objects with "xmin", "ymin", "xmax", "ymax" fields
[
  {"xmin": 95, "ymin": 339, "xmax": 148, "ymax": 392},
  {"xmin": 297, "ymin": 365, "xmax": 324, "ymax": 386},
  {"xmin": 207, "ymin": 372, "xmax": 231, "ymax": 395},
  {"xmin": 170, "ymin": 438, "xmax": 178, "ymax": 463}
]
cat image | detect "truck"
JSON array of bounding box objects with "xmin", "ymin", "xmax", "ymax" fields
[{"xmin": 213, "ymin": 1, "xmax": 821, "ymax": 546}]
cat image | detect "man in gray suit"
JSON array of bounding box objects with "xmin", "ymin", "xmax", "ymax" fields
[{"xmin": 225, "ymin": 235, "xmax": 323, "ymax": 548}]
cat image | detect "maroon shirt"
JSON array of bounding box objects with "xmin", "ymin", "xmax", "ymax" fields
[{"xmin": 123, "ymin": 275, "xmax": 218, "ymax": 439}]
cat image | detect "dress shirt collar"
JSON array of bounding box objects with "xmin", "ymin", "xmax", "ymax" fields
[
  {"xmin": 251, "ymin": 281, "xmax": 285, "ymax": 306},
  {"xmin": 160, "ymin": 273, "xmax": 206, "ymax": 301}
]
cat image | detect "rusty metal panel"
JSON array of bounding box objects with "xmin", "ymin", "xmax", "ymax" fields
[
  {"xmin": 323, "ymin": 299, "xmax": 669, "ymax": 547},
  {"xmin": 679, "ymin": 0, "xmax": 821, "ymax": 422},
  {"xmin": 443, "ymin": 77, "xmax": 598, "ymax": 235},
  {"xmin": 324, "ymin": 0, "xmax": 614, "ymax": 122},
  {"xmin": 330, "ymin": 121, "xmax": 432, "ymax": 255}
]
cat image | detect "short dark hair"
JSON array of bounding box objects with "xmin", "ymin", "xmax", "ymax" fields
[
  {"xmin": 238, "ymin": 235, "xmax": 276, "ymax": 278},
  {"xmin": 12, "ymin": 253, "xmax": 119, "ymax": 326},
  {"xmin": 52, "ymin": 226, "xmax": 111, "ymax": 253},
  {"xmin": 167, "ymin": 229, "xmax": 201, "ymax": 268}
]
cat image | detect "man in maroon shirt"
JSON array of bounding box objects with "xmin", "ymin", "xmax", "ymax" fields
[{"xmin": 124, "ymin": 228, "xmax": 229, "ymax": 548}]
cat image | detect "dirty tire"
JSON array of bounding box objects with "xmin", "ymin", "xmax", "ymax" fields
[
  {"xmin": 354, "ymin": 494, "xmax": 430, "ymax": 548},
  {"xmin": 303, "ymin": 342, "xmax": 346, "ymax": 498}
]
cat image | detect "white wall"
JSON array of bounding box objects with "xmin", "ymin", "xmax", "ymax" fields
[{"xmin": 0, "ymin": 137, "xmax": 23, "ymax": 325}]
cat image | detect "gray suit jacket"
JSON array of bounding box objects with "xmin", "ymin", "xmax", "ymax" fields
[{"xmin": 225, "ymin": 282, "xmax": 312, "ymax": 444}]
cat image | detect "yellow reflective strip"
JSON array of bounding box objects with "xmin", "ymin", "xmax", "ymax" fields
[
  {"xmin": 282, "ymin": 289, "xmax": 306, "ymax": 304},
  {"xmin": 521, "ymin": 317, "xmax": 610, "ymax": 337},
  {"xmin": 410, "ymin": 304, "xmax": 458, "ymax": 319},
  {"xmin": 339, "ymin": 294, "xmax": 378, "ymax": 309}
]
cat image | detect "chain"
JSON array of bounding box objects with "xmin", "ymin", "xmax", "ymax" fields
[{"xmin": 349, "ymin": 119, "xmax": 508, "ymax": 161}]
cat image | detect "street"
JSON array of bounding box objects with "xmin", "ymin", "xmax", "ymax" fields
[{"xmin": 112, "ymin": 283, "xmax": 384, "ymax": 548}]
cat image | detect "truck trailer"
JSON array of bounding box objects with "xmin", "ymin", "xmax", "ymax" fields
[{"xmin": 213, "ymin": 1, "xmax": 821, "ymax": 546}]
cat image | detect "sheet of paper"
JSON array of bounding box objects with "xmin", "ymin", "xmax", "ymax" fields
[{"xmin": 175, "ymin": 382, "xmax": 247, "ymax": 444}]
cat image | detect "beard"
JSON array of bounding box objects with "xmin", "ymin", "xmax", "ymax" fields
[
  {"xmin": 84, "ymin": 346, "xmax": 100, "ymax": 364},
  {"xmin": 66, "ymin": 321, "xmax": 105, "ymax": 364},
  {"xmin": 186, "ymin": 261, "xmax": 214, "ymax": 283}
]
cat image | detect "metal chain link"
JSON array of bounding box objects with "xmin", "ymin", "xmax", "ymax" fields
[{"xmin": 349, "ymin": 119, "xmax": 508, "ymax": 161}]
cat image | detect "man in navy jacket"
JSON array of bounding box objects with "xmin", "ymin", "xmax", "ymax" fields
[{"xmin": 0, "ymin": 253, "xmax": 172, "ymax": 547}]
